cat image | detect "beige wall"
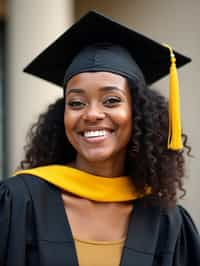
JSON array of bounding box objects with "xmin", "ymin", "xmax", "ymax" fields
[
  {"xmin": 6, "ymin": 0, "xmax": 74, "ymax": 172},
  {"xmin": 75, "ymin": 0, "xmax": 200, "ymax": 229}
]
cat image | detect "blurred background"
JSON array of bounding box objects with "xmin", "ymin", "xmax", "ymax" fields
[{"xmin": 0, "ymin": 0, "xmax": 199, "ymax": 229}]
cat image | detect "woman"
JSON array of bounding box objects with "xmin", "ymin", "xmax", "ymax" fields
[{"xmin": 0, "ymin": 11, "xmax": 200, "ymax": 266}]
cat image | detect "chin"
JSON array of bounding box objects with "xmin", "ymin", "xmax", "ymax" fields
[
  {"xmin": 83, "ymin": 154, "xmax": 111, "ymax": 163},
  {"xmin": 80, "ymin": 149, "xmax": 122, "ymax": 163}
]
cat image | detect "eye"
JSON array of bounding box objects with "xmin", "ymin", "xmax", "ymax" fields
[
  {"xmin": 66, "ymin": 100, "xmax": 86, "ymax": 109},
  {"xmin": 103, "ymin": 97, "xmax": 122, "ymax": 107}
]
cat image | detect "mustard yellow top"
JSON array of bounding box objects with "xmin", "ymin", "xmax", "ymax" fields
[{"xmin": 74, "ymin": 236, "xmax": 125, "ymax": 266}]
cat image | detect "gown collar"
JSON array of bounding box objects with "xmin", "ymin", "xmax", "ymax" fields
[{"xmin": 20, "ymin": 174, "xmax": 161, "ymax": 266}]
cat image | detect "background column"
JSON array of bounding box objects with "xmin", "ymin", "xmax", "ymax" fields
[{"xmin": 6, "ymin": 0, "xmax": 74, "ymax": 173}]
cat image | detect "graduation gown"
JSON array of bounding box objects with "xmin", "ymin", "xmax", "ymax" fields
[{"xmin": 0, "ymin": 174, "xmax": 200, "ymax": 266}]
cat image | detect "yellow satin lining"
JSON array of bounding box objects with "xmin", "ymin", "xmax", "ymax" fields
[{"xmin": 15, "ymin": 165, "xmax": 151, "ymax": 202}]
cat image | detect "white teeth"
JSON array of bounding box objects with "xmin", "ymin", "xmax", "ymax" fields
[{"xmin": 84, "ymin": 130, "xmax": 108, "ymax": 138}]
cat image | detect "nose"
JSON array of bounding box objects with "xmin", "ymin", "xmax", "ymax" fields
[{"xmin": 82, "ymin": 103, "xmax": 106, "ymax": 122}]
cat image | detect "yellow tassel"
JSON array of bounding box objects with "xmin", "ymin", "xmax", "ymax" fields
[{"xmin": 164, "ymin": 44, "xmax": 183, "ymax": 150}]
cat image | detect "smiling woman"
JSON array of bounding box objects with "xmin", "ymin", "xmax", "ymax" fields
[{"xmin": 0, "ymin": 10, "xmax": 200, "ymax": 266}]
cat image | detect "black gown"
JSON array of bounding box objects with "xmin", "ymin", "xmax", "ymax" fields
[{"xmin": 0, "ymin": 174, "xmax": 200, "ymax": 266}]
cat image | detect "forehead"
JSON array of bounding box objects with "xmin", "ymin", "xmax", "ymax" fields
[{"xmin": 66, "ymin": 71, "xmax": 129, "ymax": 90}]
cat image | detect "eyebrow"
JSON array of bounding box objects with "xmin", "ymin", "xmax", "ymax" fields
[
  {"xmin": 66, "ymin": 86, "xmax": 126, "ymax": 96},
  {"xmin": 66, "ymin": 88, "xmax": 84, "ymax": 96}
]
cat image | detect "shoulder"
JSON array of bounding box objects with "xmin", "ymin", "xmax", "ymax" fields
[
  {"xmin": 158, "ymin": 204, "xmax": 200, "ymax": 250},
  {"xmin": 160, "ymin": 204, "xmax": 183, "ymax": 226},
  {"xmin": 160, "ymin": 204, "xmax": 199, "ymax": 231},
  {"xmin": 164, "ymin": 205, "xmax": 200, "ymax": 264},
  {"xmin": 157, "ymin": 204, "xmax": 199, "ymax": 235},
  {"xmin": 143, "ymin": 203, "xmax": 200, "ymax": 246},
  {"xmin": 143, "ymin": 202, "xmax": 189, "ymax": 228},
  {"xmin": 0, "ymin": 174, "xmax": 51, "ymax": 201},
  {"xmin": 145, "ymin": 203, "xmax": 200, "ymax": 264}
]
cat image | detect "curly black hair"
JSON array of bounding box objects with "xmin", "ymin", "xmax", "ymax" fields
[{"xmin": 19, "ymin": 79, "xmax": 191, "ymax": 207}]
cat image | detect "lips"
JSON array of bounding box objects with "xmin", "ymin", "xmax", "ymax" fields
[
  {"xmin": 78, "ymin": 128, "xmax": 115, "ymax": 142},
  {"xmin": 84, "ymin": 129, "xmax": 109, "ymax": 138}
]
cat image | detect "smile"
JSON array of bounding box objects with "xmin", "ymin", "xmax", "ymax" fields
[
  {"xmin": 79, "ymin": 129, "xmax": 114, "ymax": 142},
  {"xmin": 84, "ymin": 130, "xmax": 109, "ymax": 138}
]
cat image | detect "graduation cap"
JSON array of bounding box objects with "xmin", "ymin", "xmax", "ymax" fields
[{"xmin": 23, "ymin": 10, "xmax": 191, "ymax": 150}]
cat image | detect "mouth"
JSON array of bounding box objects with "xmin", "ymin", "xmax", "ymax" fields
[{"xmin": 78, "ymin": 128, "xmax": 115, "ymax": 142}]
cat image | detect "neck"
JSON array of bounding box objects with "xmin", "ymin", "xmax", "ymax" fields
[{"xmin": 73, "ymin": 155, "xmax": 126, "ymax": 177}]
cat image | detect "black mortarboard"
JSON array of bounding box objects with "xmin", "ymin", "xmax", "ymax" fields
[
  {"xmin": 24, "ymin": 10, "xmax": 191, "ymax": 151},
  {"xmin": 23, "ymin": 10, "xmax": 190, "ymax": 87}
]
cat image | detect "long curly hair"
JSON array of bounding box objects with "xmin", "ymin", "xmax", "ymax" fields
[{"xmin": 20, "ymin": 79, "xmax": 191, "ymax": 207}]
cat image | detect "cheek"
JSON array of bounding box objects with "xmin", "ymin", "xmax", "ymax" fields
[
  {"xmin": 118, "ymin": 109, "xmax": 133, "ymax": 144},
  {"xmin": 117, "ymin": 108, "xmax": 132, "ymax": 130},
  {"xmin": 64, "ymin": 110, "xmax": 76, "ymax": 140}
]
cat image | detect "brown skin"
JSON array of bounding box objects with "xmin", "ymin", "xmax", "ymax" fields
[
  {"xmin": 62, "ymin": 72, "xmax": 133, "ymax": 241},
  {"xmin": 61, "ymin": 193, "xmax": 133, "ymax": 241},
  {"xmin": 64, "ymin": 72, "xmax": 132, "ymax": 177}
]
